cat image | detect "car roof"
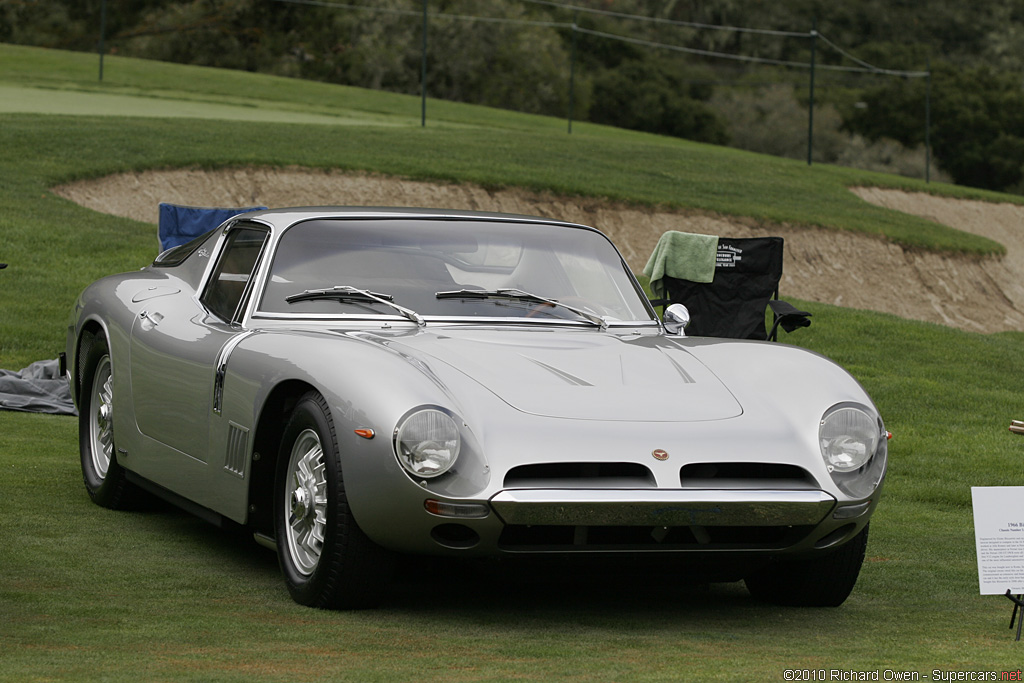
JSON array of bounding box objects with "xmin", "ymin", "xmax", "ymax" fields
[{"xmin": 236, "ymin": 206, "xmax": 591, "ymax": 232}]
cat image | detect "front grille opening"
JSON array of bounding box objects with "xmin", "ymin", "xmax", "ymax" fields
[
  {"xmin": 503, "ymin": 462, "xmax": 655, "ymax": 489},
  {"xmin": 498, "ymin": 524, "xmax": 812, "ymax": 551},
  {"xmin": 678, "ymin": 462, "xmax": 817, "ymax": 489}
]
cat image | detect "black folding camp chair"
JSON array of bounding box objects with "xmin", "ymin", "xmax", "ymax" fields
[{"xmin": 657, "ymin": 236, "xmax": 811, "ymax": 341}]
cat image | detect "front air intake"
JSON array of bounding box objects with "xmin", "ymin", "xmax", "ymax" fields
[
  {"xmin": 679, "ymin": 462, "xmax": 817, "ymax": 489},
  {"xmin": 503, "ymin": 462, "xmax": 656, "ymax": 489}
]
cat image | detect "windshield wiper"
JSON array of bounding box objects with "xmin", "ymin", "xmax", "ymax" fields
[
  {"xmin": 286, "ymin": 285, "xmax": 424, "ymax": 326},
  {"xmin": 435, "ymin": 288, "xmax": 607, "ymax": 329}
]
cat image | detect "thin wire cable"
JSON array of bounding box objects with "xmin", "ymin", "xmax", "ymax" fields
[
  {"xmin": 521, "ymin": 0, "xmax": 808, "ymax": 37},
  {"xmin": 578, "ymin": 26, "xmax": 929, "ymax": 77},
  {"xmin": 268, "ymin": 0, "xmax": 928, "ymax": 78},
  {"xmin": 271, "ymin": 0, "xmax": 568, "ymax": 29},
  {"xmin": 524, "ymin": 0, "xmax": 928, "ymax": 76},
  {"xmin": 816, "ymin": 32, "xmax": 928, "ymax": 76},
  {"xmin": 432, "ymin": 12, "xmax": 566, "ymax": 29},
  {"xmin": 575, "ymin": 26, "xmax": 810, "ymax": 68},
  {"xmin": 271, "ymin": 0, "xmax": 421, "ymax": 17}
]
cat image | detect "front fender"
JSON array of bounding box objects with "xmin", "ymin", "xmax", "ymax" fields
[{"xmin": 223, "ymin": 328, "xmax": 485, "ymax": 537}]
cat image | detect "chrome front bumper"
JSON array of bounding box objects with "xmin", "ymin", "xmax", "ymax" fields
[{"xmin": 489, "ymin": 489, "xmax": 837, "ymax": 527}]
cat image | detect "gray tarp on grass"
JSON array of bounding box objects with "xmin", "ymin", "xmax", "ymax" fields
[{"xmin": 0, "ymin": 359, "xmax": 76, "ymax": 415}]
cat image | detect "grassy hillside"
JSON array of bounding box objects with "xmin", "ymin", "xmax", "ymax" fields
[
  {"xmin": 3, "ymin": 43, "xmax": 1024, "ymax": 680},
  {"xmin": 0, "ymin": 43, "xmax": 1013, "ymax": 254}
]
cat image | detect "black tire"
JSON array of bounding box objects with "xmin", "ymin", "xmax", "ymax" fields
[
  {"xmin": 78, "ymin": 331, "xmax": 139, "ymax": 509},
  {"xmin": 274, "ymin": 391, "xmax": 393, "ymax": 609},
  {"xmin": 745, "ymin": 524, "xmax": 869, "ymax": 607}
]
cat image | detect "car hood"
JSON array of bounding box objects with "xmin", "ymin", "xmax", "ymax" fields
[{"xmin": 381, "ymin": 328, "xmax": 742, "ymax": 422}]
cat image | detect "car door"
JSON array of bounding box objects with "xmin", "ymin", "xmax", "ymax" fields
[{"xmin": 129, "ymin": 225, "xmax": 269, "ymax": 461}]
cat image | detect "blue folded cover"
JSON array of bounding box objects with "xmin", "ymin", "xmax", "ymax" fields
[{"xmin": 158, "ymin": 203, "xmax": 266, "ymax": 251}]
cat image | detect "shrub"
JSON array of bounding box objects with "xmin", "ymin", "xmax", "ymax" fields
[{"xmin": 588, "ymin": 58, "xmax": 728, "ymax": 144}]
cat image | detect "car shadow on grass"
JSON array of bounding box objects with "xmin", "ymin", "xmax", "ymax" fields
[
  {"xmin": 133, "ymin": 505, "xmax": 833, "ymax": 622},
  {"xmin": 383, "ymin": 555, "xmax": 758, "ymax": 617}
]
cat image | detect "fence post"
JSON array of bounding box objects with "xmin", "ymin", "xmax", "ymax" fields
[
  {"xmin": 420, "ymin": 0, "xmax": 428, "ymax": 127},
  {"xmin": 925, "ymin": 57, "xmax": 932, "ymax": 183},
  {"xmin": 807, "ymin": 18, "xmax": 817, "ymax": 166},
  {"xmin": 98, "ymin": 0, "xmax": 107, "ymax": 82},
  {"xmin": 568, "ymin": 13, "xmax": 577, "ymax": 134}
]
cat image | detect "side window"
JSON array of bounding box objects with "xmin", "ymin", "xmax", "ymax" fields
[
  {"xmin": 151, "ymin": 229, "xmax": 220, "ymax": 289},
  {"xmin": 201, "ymin": 227, "xmax": 269, "ymax": 323}
]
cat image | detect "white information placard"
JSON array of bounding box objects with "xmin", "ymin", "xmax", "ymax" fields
[{"xmin": 972, "ymin": 486, "xmax": 1024, "ymax": 595}]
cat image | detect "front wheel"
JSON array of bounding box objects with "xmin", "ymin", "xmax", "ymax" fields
[
  {"xmin": 274, "ymin": 391, "xmax": 393, "ymax": 609},
  {"xmin": 78, "ymin": 331, "xmax": 139, "ymax": 509},
  {"xmin": 745, "ymin": 524, "xmax": 869, "ymax": 607}
]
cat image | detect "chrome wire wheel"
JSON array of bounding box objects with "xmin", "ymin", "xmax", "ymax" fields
[
  {"xmin": 87, "ymin": 355, "xmax": 114, "ymax": 480},
  {"xmin": 274, "ymin": 391, "xmax": 394, "ymax": 608},
  {"xmin": 78, "ymin": 331, "xmax": 139, "ymax": 509},
  {"xmin": 284, "ymin": 428, "xmax": 328, "ymax": 576}
]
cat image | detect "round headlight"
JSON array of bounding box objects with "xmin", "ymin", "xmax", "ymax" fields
[
  {"xmin": 819, "ymin": 405, "xmax": 879, "ymax": 473},
  {"xmin": 395, "ymin": 409, "xmax": 461, "ymax": 478}
]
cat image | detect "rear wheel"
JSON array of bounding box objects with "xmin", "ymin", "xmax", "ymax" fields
[
  {"xmin": 274, "ymin": 391, "xmax": 393, "ymax": 609},
  {"xmin": 745, "ymin": 525, "xmax": 869, "ymax": 607},
  {"xmin": 78, "ymin": 331, "xmax": 139, "ymax": 509}
]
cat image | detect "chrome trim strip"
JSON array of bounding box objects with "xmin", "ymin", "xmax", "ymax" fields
[
  {"xmin": 212, "ymin": 330, "xmax": 258, "ymax": 415},
  {"xmin": 489, "ymin": 489, "xmax": 836, "ymax": 527}
]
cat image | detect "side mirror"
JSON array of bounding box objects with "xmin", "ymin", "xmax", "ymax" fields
[{"xmin": 663, "ymin": 303, "xmax": 690, "ymax": 336}]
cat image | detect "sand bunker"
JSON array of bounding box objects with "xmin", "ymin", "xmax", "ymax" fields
[{"xmin": 52, "ymin": 167, "xmax": 1024, "ymax": 334}]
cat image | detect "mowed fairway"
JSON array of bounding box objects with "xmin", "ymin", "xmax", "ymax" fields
[
  {"xmin": 2, "ymin": 43, "xmax": 1024, "ymax": 681},
  {"xmin": 0, "ymin": 83, "xmax": 417, "ymax": 126}
]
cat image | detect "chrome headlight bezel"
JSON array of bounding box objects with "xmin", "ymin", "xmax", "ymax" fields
[
  {"xmin": 393, "ymin": 407, "xmax": 461, "ymax": 479},
  {"xmin": 819, "ymin": 402, "xmax": 887, "ymax": 498}
]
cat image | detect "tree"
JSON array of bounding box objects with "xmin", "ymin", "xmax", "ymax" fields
[
  {"xmin": 847, "ymin": 62, "xmax": 1024, "ymax": 191},
  {"xmin": 425, "ymin": 0, "xmax": 574, "ymax": 116},
  {"xmin": 588, "ymin": 57, "xmax": 728, "ymax": 143}
]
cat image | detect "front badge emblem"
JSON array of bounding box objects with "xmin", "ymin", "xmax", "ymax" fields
[{"xmin": 652, "ymin": 449, "xmax": 669, "ymax": 461}]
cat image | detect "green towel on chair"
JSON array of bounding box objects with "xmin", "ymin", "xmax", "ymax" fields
[{"xmin": 643, "ymin": 230, "xmax": 720, "ymax": 298}]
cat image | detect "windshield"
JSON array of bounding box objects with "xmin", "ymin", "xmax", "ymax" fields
[{"xmin": 258, "ymin": 218, "xmax": 654, "ymax": 324}]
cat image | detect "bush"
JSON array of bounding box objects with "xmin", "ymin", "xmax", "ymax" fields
[
  {"xmin": 588, "ymin": 58, "xmax": 728, "ymax": 144},
  {"xmin": 709, "ymin": 84, "xmax": 937, "ymax": 180},
  {"xmin": 846, "ymin": 62, "xmax": 1024, "ymax": 192},
  {"xmin": 835, "ymin": 136, "xmax": 949, "ymax": 182},
  {"xmin": 709, "ymin": 84, "xmax": 844, "ymax": 162}
]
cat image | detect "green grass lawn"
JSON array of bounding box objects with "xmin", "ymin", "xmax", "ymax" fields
[{"xmin": 3, "ymin": 43, "xmax": 1024, "ymax": 681}]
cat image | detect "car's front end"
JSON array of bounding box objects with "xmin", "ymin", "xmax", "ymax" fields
[{"xmin": 322, "ymin": 326, "xmax": 885, "ymax": 584}]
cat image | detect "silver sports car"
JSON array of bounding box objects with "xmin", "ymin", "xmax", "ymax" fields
[{"xmin": 65, "ymin": 207, "xmax": 887, "ymax": 609}]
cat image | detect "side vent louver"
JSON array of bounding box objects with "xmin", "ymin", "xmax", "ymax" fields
[{"xmin": 224, "ymin": 422, "xmax": 250, "ymax": 477}]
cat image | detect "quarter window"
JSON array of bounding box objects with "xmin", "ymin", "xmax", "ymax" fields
[{"xmin": 201, "ymin": 227, "xmax": 269, "ymax": 322}]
